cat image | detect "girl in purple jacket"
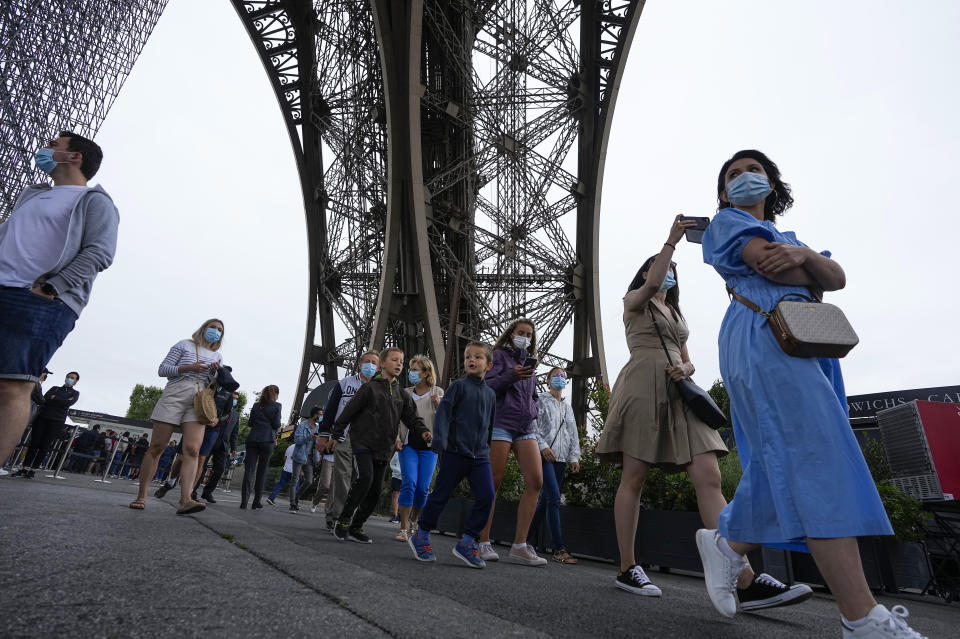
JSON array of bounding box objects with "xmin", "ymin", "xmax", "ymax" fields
[{"xmin": 475, "ymin": 318, "xmax": 546, "ymax": 566}]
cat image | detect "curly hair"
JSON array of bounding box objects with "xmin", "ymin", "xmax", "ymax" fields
[{"xmin": 716, "ymin": 149, "xmax": 794, "ymax": 222}]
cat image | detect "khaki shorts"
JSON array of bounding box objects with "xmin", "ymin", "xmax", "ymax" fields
[{"xmin": 151, "ymin": 379, "xmax": 201, "ymax": 425}]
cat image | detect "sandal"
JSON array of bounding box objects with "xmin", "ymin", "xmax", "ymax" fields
[
  {"xmin": 553, "ymin": 550, "xmax": 578, "ymax": 564},
  {"xmin": 176, "ymin": 500, "xmax": 206, "ymax": 515},
  {"xmin": 128, "ymin": 498, "xmax": 146, "ymax": 510},
  {"xmin": 395, "ymin": 529, "xmax": 410, "ymax": 542}
]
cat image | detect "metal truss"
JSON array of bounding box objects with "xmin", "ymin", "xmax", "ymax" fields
[
  {"xmin": 0, "ymin": 0, "xmax": 169, "ymax": 222},
  {"xmin": 232, "ymin": 0, "xmax": 646, "ymax": 423}
]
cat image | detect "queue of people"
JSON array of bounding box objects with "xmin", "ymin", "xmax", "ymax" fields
[{"xmin": 0, "ymin": 130, "xmax": 929, "ymax": 637}]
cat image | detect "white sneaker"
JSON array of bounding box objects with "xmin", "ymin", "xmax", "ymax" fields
[
  {"xmin": 0, "ymin": 469, "xmax": 8, "ymax": 476},
  {"xmin": 695, "ymin": 529, "xmax": 746, "ymax": 618},
  {"xmin": 477, "ymin": 541, "xmax": 499, "ymax": 562},
  {"xmin": 507, "ymin": 544, "xmax": 547, "ymax": 566},
  {"xmin": 842, "ymin": 605, "xmax": 928, "ymax": 639},
  {"xmin": 310, "ymin": 505, "xmax": 317, "ymax": 513}
]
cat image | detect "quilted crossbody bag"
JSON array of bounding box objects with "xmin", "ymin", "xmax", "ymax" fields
[
  {"xmin": 728, "ymin": 288, "xmax": 859, "ymax": 358},
  {"xmin": 193, "ymin": 344, "xmax": 218, "ymax": 424}
]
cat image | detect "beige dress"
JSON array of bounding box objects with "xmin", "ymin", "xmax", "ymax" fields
[{"xmin": 597, "ymin": 301, "xmax": 727, "ymax": 471}]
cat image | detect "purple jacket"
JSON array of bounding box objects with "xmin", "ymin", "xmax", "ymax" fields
[{"xmin": 485, "ymin": 347, "xmax": 539, "ymax": 434}]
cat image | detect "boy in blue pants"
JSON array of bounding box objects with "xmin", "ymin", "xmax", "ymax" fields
[{"xmin": 409, "ymin": 342, "xmax": 496, "ymax": 568}]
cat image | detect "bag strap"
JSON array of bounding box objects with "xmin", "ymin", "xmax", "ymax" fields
[
  {"xmin": 727, "ymin": 287, "xmax": 815, "ymax": 317},
  {"xmin": 548, "ymin": 399, "xmax": 566, "ymax": 450},
  {"xmin": 649, "ymin": 305, "xmax": 677, "ymax": 367}
]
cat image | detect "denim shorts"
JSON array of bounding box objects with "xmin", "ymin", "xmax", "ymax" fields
[
  {"xmin": 491, "ymin": 426, "xmax": 537, "ymax": 443},
  {"xmin": 0, "ymin": 287, "xmax": 78, "ymax": 383}
]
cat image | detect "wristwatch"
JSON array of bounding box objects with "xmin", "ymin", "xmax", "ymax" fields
[{"xmin": 40, "ymin": 282, "xmax": 57, "ymax": 297}]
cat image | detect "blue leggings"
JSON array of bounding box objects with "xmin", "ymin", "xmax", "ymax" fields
[
  {"xmin": 398, "ymin": 446, "xmax": 438, "ymax": 508},
  {"xmin": 531, "ymin": 461, "xmax": 567, "ymax": 550}
]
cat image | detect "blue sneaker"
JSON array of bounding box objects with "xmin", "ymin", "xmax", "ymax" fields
[
  {"xmin": 408, "ymin": 528, "xmax": 436, "ymax": 562},
  {"xmin": 453, "ymin": 534, "xmax": 486, "ymax": 569}
]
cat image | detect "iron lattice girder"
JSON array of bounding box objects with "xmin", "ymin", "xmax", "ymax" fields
[
  {"xmin": 0, "ymin": 0, "xmax": 169, "ymax": 223},
  {"xmin": 231, "ymin": 0, "xmax": 646, "ymax": 422}
]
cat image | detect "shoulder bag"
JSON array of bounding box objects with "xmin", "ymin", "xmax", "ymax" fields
[
  {"xmin": 192, "ymin": 344, "xmax": 219, "ymax": 425},
  {"xmin": 728, "ymin": 288, "xmax": 859, "ymax": 358},
  {"xmin": 650, "ymin": 307, "xmax": 727, "ymax": 430}
]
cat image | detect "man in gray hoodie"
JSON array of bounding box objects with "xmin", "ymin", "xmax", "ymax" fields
[{"xmin": 0, "ymin": 131, "xmax": 119, "ymax": 471}]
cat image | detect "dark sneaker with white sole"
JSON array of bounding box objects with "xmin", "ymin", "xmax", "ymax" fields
[
  {"xmin": 615, "ymin": 565, "xmax": 662, "ymax": 597},
  {"xmin": 738, "ymin": 573, "xmax": 813, "ymax": 611},
  {"xmin": 334, "ymin": 522, "xmax": 349, "ymax": 541},
  {"xmin": 348, "ymin": 528, "xmax": 373, "ymax": 544}
]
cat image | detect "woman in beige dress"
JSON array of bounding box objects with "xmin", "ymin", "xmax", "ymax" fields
[{"xmin": 597, "ymin": 215, "xmax": 734, "ymax": 597}]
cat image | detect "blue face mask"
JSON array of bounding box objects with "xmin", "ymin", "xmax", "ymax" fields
[
  {"xmin": 64, "ymin": 378, "xmax": 76, "ymax": 387},
  {"xmin": 204, "ymin": 328, "xmax": 222, "ymax": 343},
  {"xmin": 361, "ymin": 362, "xmax": 378, "ymax": 379},
  {"xmin": 550, "ymin": 375, "xmax": 566, "ymax": 390},
  {"xmin": 660, "ymin": 272, "xmax": 676, "ymax": 291},
  {"xmin": 34, "ymin": 148, "xmax": 62, "ymax": 174},
  {"xmin": 725, "ymin": 172, "xmax": 772, "ymax": 206},
  {"xmin": 232, "ymin": 399, "xmax": 237, "ymax": 406},
  {"xmin": 408, "ymin": 371, "xmax": 421, "ymax": 385}
]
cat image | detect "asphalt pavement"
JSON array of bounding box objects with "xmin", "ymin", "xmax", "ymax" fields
[{"xmin": 1, "ymin": 474, "xmax": 955, "ymax": 638}]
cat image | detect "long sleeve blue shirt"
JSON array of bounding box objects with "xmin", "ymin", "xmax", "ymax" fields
[{"xmin": 431, "ymin": 375, "xmax": 496, "ymax": 459}]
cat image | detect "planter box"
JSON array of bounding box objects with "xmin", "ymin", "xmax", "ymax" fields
[{"xmin": 635, "ymin": 509, "xmax": 704, "ymax": 571}]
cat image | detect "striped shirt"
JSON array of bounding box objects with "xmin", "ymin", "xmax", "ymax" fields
[{"xmin": 157, "ymin": 339, "xmax": 223, "ymax": 387}]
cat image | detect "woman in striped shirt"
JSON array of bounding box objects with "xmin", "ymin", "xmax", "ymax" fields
[{"xmin": 130, "ymin": 318, "xmax": 224, "ymax": 515}]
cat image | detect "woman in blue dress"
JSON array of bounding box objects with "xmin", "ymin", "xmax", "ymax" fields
[{"xmin": 698, "ymin": 150, "xmax": 926, "ymax": 638}]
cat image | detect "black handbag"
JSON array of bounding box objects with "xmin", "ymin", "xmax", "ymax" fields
[{"xmin": 649, "ymin": 306, "xmax": 727, "ymax": 430}]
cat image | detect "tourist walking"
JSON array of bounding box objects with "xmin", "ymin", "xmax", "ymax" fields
[
  {"xmin": 698, "ymin": 150, "xmax": 924, "ymax": 638},
  {"xmin": 475, "ymin": 319, "xmax": 546, "ymax": 566},
  {"xmin": 325, "ymin": 348, "xmax": 431, "ymax": 544},
  {"xmin": 395, "ymin": 355, "xmax": 444, "ymax": 540},
  {"xmin": 289, "ymin": 406, "xmax": 321, "ymax": 512},
  {"xmin": 241, "ymin": 385, "xmax": 282, "ymax": 509},
  {"xmin": 199, "ymin": 391, "xmax": 240, "ymax": 502},
  {"xmin": 409, "ymin": 342, "xmax": 496, "ymax": 568},
  {"xmin": 318, "ymin": 351, "xmax": 380, "ymax": 531},
  {"xmin": 0, "ymin": 131, "xmax": 118, "ymax": 472},
  {"xmin": 130, "ymin": 319, "xmax": 224, "ymax": 515},
  {"xmin": 15, "ymin": 371, "xmax": 80, "ymax": 477},
  {"xmin": 266, "ymin": 443, "xmax": 295, "ymax": 505},
  {"xmin": 529, "ymin": 367, "xmax": 581, "ymax": 564}
]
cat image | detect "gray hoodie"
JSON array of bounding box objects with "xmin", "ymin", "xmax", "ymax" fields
[{"xmin": 1, "ymin": 183, "xmax": 119, "ymax": 316}]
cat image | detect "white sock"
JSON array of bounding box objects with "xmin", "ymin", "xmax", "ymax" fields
[
  {"xmin": 511, "ymin": 543, "xmax": 527, "ymax": 551},
  {"xmin": 842, "ymin": 614, "xmax": 871, "ymax": 628},
  {"xmin": 717, "ymin": 536, "xmax": 744, "ymax": 561}
]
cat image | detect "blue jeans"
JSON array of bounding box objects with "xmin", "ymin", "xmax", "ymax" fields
[
  {"xmin": 531, "ymin": 461, "xmax": 567, "ymax": 551},
  {"xmin": 0, "ymin": 287, "xmax": 77, "ymax": 382},
  {"xmin": 398, "ymin": 446, "xmax": 437, "ymax": 509},
  {"xmin": 419, "ymin": 452, "xmax": 494, "ymax": 539},
  {"xmin": 269, "ymin": 470, "xmax": 292, "ymax": 500}
]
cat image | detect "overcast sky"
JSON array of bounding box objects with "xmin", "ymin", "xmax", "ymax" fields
[{"xmin": 43, "ymin": 0, "xmax": 960, "ymax": 418}]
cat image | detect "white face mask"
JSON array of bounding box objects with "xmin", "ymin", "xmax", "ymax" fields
[{"xmin": 512, "ymin": 335, "xmax": 531, "ymax": 351}]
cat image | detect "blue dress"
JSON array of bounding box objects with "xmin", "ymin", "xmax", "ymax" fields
[{"xmin": 702, "ymin": 208, "xmax": 891, "ymax": 547}]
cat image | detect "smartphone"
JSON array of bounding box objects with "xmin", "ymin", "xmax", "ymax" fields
[
  {"xmin": 523, "ymin": 357, "xmax": 538, "ymax": 369},
  {"xmin": 680, "ymin": 216, "xmax": 711, "ymax": 244}
]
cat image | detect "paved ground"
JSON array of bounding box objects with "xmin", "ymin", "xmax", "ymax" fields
[{"xmin": 1, "ymin": 474, "xmax": 955, "ymax": 638}]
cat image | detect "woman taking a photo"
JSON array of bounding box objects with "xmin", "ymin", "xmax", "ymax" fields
[
  {"xmin": 395, "ymin": 355, "xmax": 443, "ymax": 541},
  {"xmin": 698, "ymin": 151, "xmax": 921, "ymax": 637},
  {"xmin": 475, "ymin": 318, "xmax": 545, "ymax": 567},
  {"xmin": 242, "ymin": 384, "xmax": 281, "ymax": 509},
  {"xmin": 131, "ymin": 319, "xmax": 224, "ymax": 515},
  {"xmin": 530, "ymin": 367, "xmax": 580, "ymax": 564}
]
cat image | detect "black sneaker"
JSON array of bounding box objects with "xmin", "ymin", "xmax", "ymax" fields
[
  {"xmin": 289, "ymin": 504, "xmax": 298, "ymax": 514},
  {"xmin": 615, "ymin": 565, "xmax": 662, "ymax": 597},
  {"xmin": 334, "ymin": 523, "xmax": 350, "ymax": 541},
  {"xmin": 738, "ymin": 573, "xmax": 813, "ymax": 611},
  {"xmin": 201, "ymin": 493, "xmax": 216, "ymax": 504},
  {"xmin": 25, "ymin": 470, "xmax": 35, "ymax": 479},
  {"xmin": 154, "ymin": 482, "xmax": 173, "ymax": 499},
  {"xmin": 348, "ymin": 528, "xmax": 373, "ymax": 544},
  {"xmin": 326, "ymin": 520, "xmax": 335, "ymax": 533},
  {"xmin": 266, "ymin": 498, "xmax": 275, "ymax": 506}
]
